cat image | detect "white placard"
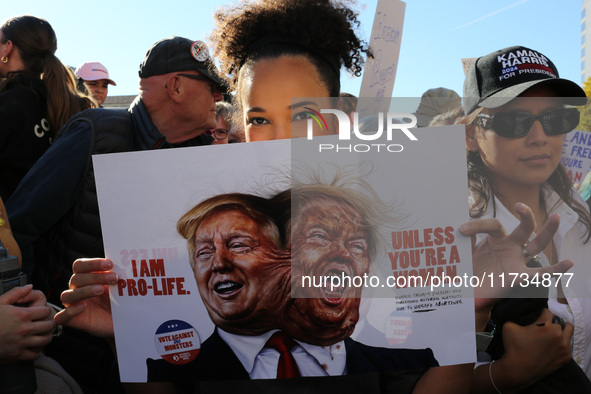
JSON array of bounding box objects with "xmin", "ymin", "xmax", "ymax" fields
[{"xmin": 94, "ymin": 127, "xmax": 475, "ymax": 383}]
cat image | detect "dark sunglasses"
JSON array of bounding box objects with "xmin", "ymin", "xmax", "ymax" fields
[
  {"xmin": 475, "ymin": 107, "xmax": 580, "ymax": 138},
  {"xmin": 176, "ymin": 73, "xmax": 219, "ymax": 93}
]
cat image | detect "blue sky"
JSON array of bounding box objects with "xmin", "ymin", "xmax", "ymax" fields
[{"xmin": 3, "ymin": 0, "xmax": 583, "ymax": 99}]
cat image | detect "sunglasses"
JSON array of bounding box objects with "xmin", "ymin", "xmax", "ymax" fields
[{"xmin": 475, "ymin": 107, "xmax": 580, "ymax": 138}]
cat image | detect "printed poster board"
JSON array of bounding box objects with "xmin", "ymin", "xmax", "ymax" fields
[{"xmin": 93, "ymin": 126, "xmax": 476, "ymax": 383}]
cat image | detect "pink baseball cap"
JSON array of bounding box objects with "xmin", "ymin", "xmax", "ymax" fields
[{"xmin": 75, "ymin": 61, "xmax": 116, "ymax": 85}]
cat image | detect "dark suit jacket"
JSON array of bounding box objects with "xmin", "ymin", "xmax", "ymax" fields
[{"xmin": 147, "ymin": 329, "xmax": 438, "ymax": 393}]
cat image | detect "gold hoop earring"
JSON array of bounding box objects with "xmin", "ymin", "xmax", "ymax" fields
[{"xmin": 1, "ymin": 56, "xmax": 7, "ymax": 64}]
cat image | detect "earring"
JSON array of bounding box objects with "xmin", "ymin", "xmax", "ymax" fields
[{"xmin": 1, "ymin": 56, "xmax": 7, "ymax": 64}]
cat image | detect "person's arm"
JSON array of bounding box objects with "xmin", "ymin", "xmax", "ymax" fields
[
  {"xmin": 6, "ymin": 118, "xmax": 93, "ymax": 275},
  {"xmin": 414, "ymin": 203, "xmax": 573, "ymax": 393},
  {"xmin": 0, "ymin": 197, "xmax": 21, "ymax": 263},
  {"xmin": 470, "ymin": 309, "xmax": 572, "ymax": 393},
  {"xmin": 461, "ymin": 202, "xmax": 573, "ymax": 310},
  {"xmin": 56, "ymin": 259, "xmax": 177, "ymax": 393}
]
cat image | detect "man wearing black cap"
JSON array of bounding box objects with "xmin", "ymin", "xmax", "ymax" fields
[{"xmin": 5, "ymin": 36, "xmax": 225, "ymax": 393}]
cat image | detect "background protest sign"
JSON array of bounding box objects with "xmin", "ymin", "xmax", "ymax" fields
[
  {"xmin": 561, "ymin": 129, "xmax": 591, "ymax": 188},
  {"xmin": 461, "ymin": 57, "xmax": 477, "ymax": 76},
  {"xmin": 94, "ymin": 127, "xmax": 475, "ymax": 382},
  {"xmin": 357, "ymin": 0, "xmax": 406, "ymax": 118}
]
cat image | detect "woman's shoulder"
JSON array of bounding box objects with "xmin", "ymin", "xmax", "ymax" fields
[{"xmin": 0, "ymin": 78, "xmax": 46, "ymax": 116}]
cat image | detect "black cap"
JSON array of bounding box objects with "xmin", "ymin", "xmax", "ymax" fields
[
  {"xmin": 463, "ymin": 45, "xmax": 586, "ymax": 115},
  {"xmin": 138, "ymin": 36, "xmax": 226, "ymax": 89}
]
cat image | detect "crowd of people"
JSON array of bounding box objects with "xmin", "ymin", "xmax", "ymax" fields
[{"xmin": 1, "ymin": 0, "xmax": 590, "ymax": 393}]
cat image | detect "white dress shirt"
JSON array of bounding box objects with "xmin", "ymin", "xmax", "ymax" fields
[{"xmin": 218, "ymin": 329, "xmax": 347, "ymax": 379}]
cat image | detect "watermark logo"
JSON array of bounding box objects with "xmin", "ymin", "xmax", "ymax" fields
[
  {"xmin": 303, "ymin": 107, "xmax": 328, "ymax": 132},
  {"xmin": 306, "ymin": 109, "xmax": 419, "ymax": 153}
]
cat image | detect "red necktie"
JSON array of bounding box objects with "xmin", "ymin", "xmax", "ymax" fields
[{"xmin": 265, "ymin": 331, "xmax": 301, "ymax": 378}]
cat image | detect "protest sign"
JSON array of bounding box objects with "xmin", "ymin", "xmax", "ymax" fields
[
  {"xmin": 561, "ymin": 129, "xmax": 591, "ymax": 188},
  {"xmin": 461, "ymin": 58, "xmax": 477, "ymax": 76},
  {"xmin": 357, "ymin": 0, "xmax": 406, "ymax": 118},
  {"xmin": 94, "ymin": 125, "xmax": 475, "ymax": 383}
]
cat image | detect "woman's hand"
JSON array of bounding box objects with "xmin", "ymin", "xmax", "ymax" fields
[
  {"xmin": 55, "ymin": 258, "xmax": 118, "ymax": 338},
  {"xmin": 0, "ymin": 285, "xmax": 55, "ymax": 361},
  {"xmin": 460, "ymin": 203, "xmax": 574, "ymax": 312},
  {"xmin": 472, "ymin": 309, "xmax": 573, "ymax": 393}
]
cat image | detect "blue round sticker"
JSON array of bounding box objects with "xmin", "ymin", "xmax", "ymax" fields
[{"xmin": 154, "ymin": 319, "xmax": 201, "ymax": 365}]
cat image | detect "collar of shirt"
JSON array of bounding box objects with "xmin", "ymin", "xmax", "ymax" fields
[
  {"xmin": 217, "ymin": 328, "xmax": 277, "ymax": 375},
  {"xmin": 217, "ymin": 328, "xmax": 347, "ymax": 378},
  {"xmin": 294, "ymin": 339, "xmax": 347, "ymax": 376}
]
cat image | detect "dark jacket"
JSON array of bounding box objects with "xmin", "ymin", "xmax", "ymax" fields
[
  {"xmin": 147, "ymin": 329, "xmax": 437, "ymax": 394},
  {"xmin": 6, "ymin": 97, "xmax": 212, "ymax": 393},
  {"xmin": 7, "ymin": 97, "xmax": 212, "ymax": 303},
  {"xmin": 0, "ymin": 75, "xmax": 51, "ymax": 201}
]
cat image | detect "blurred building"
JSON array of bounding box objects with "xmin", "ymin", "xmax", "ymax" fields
[
  {"xmin": 103, "ymin": 95, "xmax": 136, "ymax": 108},
  {"xmin": 582, "ymin": 0, "xmax": 591, "ymax": 83}
]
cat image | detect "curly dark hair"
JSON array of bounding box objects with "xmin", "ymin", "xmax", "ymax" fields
[{"xmin": 209, "ymin": 0, "xmax": 372, "ymax": 97}]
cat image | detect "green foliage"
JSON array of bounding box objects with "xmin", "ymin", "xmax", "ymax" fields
[{"xmin": 578, "ymin": 77, "xmax": 591, "ymax": 132}]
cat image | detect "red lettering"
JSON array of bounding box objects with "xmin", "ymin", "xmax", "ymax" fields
[
  {"xmin": 449, "ymin": 245, "xmax": 460, "ymax": 264},
  {"xmin": 425, "ymin": 248, "xmax": 436, "ymax": 266},
  {"xmin": 433, "ymin": 227, "xmax": 444, "ymax": 245},
  {"xmin": 437, "ymin": 246, "xmax": 447, "ymax": 265},
  {"xmin": 423, "ymin": 228, "xmax": 433, "ymax": 247},
  {"xmin": 413, "ymin": 230, "xmax": 424, "ymax": 248},
  {"xmin": 153, "ymin": 278, "xmax": 163, "ymax": 296},
  {"xmin": 444, "ymin": 226, "xmax": 455, "ymax": 244}
]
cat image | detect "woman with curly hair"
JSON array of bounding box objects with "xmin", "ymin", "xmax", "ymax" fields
[
  {"xmin": 0, "ymin": 15, "xmax": 95, "ymax": 200},
  {"xmin": 52, "ymin": 2, "xmax": 573, "ymax": 394},
  {"xmin": 209, "ymin": 0, "xmax": 371, "ymax": 141},
  {"xmin": 208, "ymin": 1, "xmax": 484, "ymax": 392}
]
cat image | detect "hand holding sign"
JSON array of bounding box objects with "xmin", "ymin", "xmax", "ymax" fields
[
  {"xmin": 460, "ymin": 202, "xmax": 574, "ymax": 312},
  {"xmin": 55, "ymin": 258, "xmax": 117, "ymax": 338}
]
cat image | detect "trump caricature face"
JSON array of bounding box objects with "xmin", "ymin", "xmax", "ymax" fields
[
  {"xmin": 288, "ymin": 198, "xmax": 371, "ymax": 345},
  {"xmin": 192, "ymin": 208, "xmax": 290, "ymax": 334}
]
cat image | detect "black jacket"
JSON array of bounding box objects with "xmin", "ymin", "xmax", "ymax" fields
[
  {"xmin": 147, "ymin": 329, "xmax": 437, "ymax": 394},
  {"xmin": 0, "ymin": 75, "xmax": 51, "ymax": 201},
  {"xmin": 7, "ymin": 97, "xmax": 212, "ymax": 304}
]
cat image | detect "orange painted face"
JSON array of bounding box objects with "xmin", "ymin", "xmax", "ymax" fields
[
  {"xmin": 289, "ymin": 199, "xmax": 370, "ymax": 341},
  {"xmin": 192, "ymin": 209, "xmax": 290, "ymax": 332}
]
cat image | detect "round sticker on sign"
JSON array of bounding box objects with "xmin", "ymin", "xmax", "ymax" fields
[
  {"xmin": 154, "ymin": 320, "xmax": 201, "ymax": 365},
  {"xmin": 191, "ymin": 41, "xmax": 210, "ymax": 62}
]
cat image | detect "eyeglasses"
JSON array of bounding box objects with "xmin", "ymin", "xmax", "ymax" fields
[
  {"xmin": 210, "ymin": 128, "xmax": 228, "ymax": 140},
  {"xmin": 176, "ymin": 73, "xmax": 219, "ymax": 93},
  {"xmin": 475, "ymin": 107, "xmax": 580, "ymax": 138}
]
